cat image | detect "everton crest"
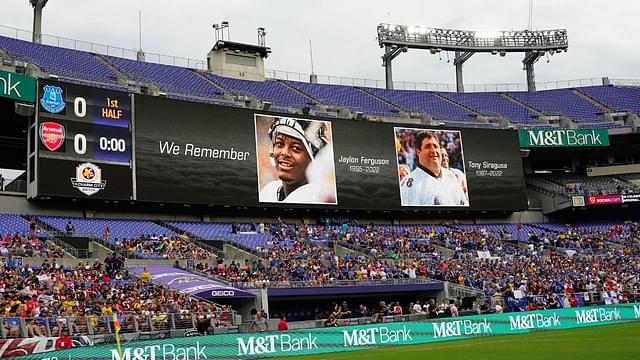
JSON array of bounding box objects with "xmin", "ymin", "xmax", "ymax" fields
[
  {"xmin": 71, "ymin": 162, "xmax": 107, "ymax": 196},
  {"xmin": 40, "ymin": 85, "xmax": 65, "ymax": 114}
]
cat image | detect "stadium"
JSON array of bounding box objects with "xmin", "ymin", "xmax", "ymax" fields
[{"xmin": 0, "ymin": 1, "xmax": 639, "ymax": 359}]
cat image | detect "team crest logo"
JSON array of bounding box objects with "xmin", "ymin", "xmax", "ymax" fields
[
  {"xmin": 39, "ymin": 122, "xmax": 65, "ymax": 151},
  {"xmin": 40, "ymin": 85, "xmax": 65, "ymax": 114},
  {"xmin": 71, "ymin": 162, "xmax": 106, "ymax": 196}
]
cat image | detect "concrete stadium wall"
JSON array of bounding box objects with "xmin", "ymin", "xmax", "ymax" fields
[{"xmin": 0, "ymin": 194, "xmax": 83, "ymax": 216}]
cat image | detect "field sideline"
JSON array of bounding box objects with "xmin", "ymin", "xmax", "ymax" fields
[{"xmin": 289, "ymin": 321, "xmax": 640, "ymax": 360}]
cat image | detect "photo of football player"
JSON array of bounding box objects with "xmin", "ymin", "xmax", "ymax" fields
[
  {"xmin": 395, "ymin": 128, "xmax": 469, "ymax": 207},
  {"xmin": 255, "ymin": 115, "xmax": 337, "ymax": 204}
]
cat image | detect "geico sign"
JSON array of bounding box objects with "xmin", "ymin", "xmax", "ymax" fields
[{"xmin": 211, "ymin": 290, "xmax": 234, "ymax": 297}]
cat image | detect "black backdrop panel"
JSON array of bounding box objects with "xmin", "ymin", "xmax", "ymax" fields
[{"xmin": 135, "ymin": 95, "xmax": 526, "ymax": 211}]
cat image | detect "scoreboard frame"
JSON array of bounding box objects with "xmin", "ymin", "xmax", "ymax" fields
[{"xmin": 28, "ymin": 80, "xmax": 134, "ymax": 201}]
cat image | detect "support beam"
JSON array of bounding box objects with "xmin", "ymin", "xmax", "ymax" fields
[
  {"xmin": 382, "ymin": 45, "xmax": 406, "ymax": 90},
  {"xmin": 32, "ymin": 6, "xmax": 43, "ymax": 44},
  {"xmin": 453, "ymin": 51, "xmax": 473, "ymax": 93},
  {"xmin": 30, "ymin": 0, "xmax": 49, "ymax": 44},
  {"xmin": 523, "ymin": 51, "xmax": 542, "ymax": 92}
]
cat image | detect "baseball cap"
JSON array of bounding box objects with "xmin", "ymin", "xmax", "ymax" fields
[{"xmin": 269, "ymin": 118, "xmax": 328, "ymax": 160}]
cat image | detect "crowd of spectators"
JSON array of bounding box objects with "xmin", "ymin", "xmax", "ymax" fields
[
  {"xmin": 1, "ymin": 232, "xmax": 64, "ymax": 258},
  {"xmin": 0, "ymin": 254, "xmax": 232, "ymax": 338},
  {"xmin": 2, "ymin": 216, "xmax": 639, "ymax": 338},
  {"xmin": 199, "ymin": 221, "xmax": 639, "ymax": 313},
  {"xmin": 564, "ymin": 182, "xmax": 637, "ymax": 196},
  {"xmin": 115, "ymin": 234, "xmax": 218, "ymax": 260},
  {"xmin": 278, "ymin": 298, "xmax": 464, "ymax": 324}
]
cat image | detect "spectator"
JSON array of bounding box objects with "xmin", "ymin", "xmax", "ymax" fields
[
  {"xmin": 55, "ymin": 329, "xmax": 73, "ymax": 349},
  {"xmin": 358, "ymin": 304, "xmax": 368, "ymax": 317},
  {"xmin": 251, "ymin": 311, "xmax": 268, "ymax": 332},
  {"xmin": 340, "ymin": 301, "xmax": 352, "ymax": 318},
  {"xmin": 448, "ymin": 300, "xmax": 459, "ymax": 317},
  {"xmin": 393, "ymin": 302, "xmax": 403, "ymax": 315},
  {"xmin": 278, "ymin": 315, "xmax": 288, "ymax": 331},
  {"xmin": 371, "ymin": 301, "xmax": 387, "ymax": 323},
  {"xmin": 102, "ymin": 226, "xmax": 110, "ymax": 241},
  {"xmin": 66, "ymin": 221, "xmax": 75, "ymax": 236},
  {"xmin": 140, "ymin": 267, "xmax": 152, "ymax": 283},
  {"xmin": 324, "ymin": 314, "xmax": 338, "ymax": 327}
]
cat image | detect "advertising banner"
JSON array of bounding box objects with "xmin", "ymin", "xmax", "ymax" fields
[
  {"xmin": 518, "ymin": 129, "xmax": 609, "ymax": 148},
  {"xmin": 586, "ymin": 194, "xmax": 623, "ymax": 206},
  {"xmin": 0, "ymin": 69, "xmax": 36, "ymax": 103},
  {"xmin": 129, "ymin": 266, "xmax": 254, "ymax": 299},
  {"xmin": 10, "ymin": 303, "xmax": 640, "ymax": 360}
]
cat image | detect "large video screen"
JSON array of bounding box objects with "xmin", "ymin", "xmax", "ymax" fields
[
  {"xmin": 135, "ymin": 95, "xmax": 526, "ymax": 211},
  {"xmin": 33, "ymin": 80, "xmax": 133, "ymax": 200}
]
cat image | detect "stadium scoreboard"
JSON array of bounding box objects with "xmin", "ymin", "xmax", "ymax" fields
[
  {"xmin": 32, "ymin": 80, "xmax": 133, "ymax": 199},
  {"xmin": 29, "ymin": 80, "xmax": 527, "ymax": 211}
]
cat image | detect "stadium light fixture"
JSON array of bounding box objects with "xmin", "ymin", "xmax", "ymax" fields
[
  {"xmin": 377, "ymin": 23, "xmax": 568, "ymax": 92},
  {"xmin": 213, "ymin": 21, "xmax": 230, "ymax": 42},
  {"xmin": 257, "ymin": 27, "xmax": 267, "ymax": 47}
]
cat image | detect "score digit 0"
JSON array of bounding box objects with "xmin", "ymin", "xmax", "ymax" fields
[
  {"xmin": 74, "ymin": 134, "xmax": 87, "ymax": 154},
  {"xmin": 74, "ymin": 97, "xmax": 87, "ymax": 117}
]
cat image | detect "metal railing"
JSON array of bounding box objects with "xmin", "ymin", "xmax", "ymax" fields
[
  {"xmin": 445, "ymin": 282, "xmax": 485, "ymax": 302},
  {"xmin": 48, "ymin": 237, "xmax": 87, "ymax": 258},
  {"xmin": 0, "ymin": 25, "xmax": 206, "ymax": 70},
  {"xmin": 0, "ymin": 311, "xmax": 232, "ymax": 339},
  {"xmin": 266, "ymin": 69, "xmax": 609, "ymax": 92},
  {"xmin": 487, "ymin": 290, "xmax": 639, "ymax": 309},
  {"xmin": 235, "ymin": 277, "xmax": 440, "ymax": 289}
]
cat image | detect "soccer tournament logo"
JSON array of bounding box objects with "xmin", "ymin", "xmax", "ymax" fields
[
  {"xmin": 71, "ymin": 162, "xmax": 107, "ymax": 196},
  {"xmin": 39, "ymin": 122, "xmax": 65, "ymax": 151},
  {"xmin": 40, "ymin": 85, "xmax": 65, "ymax": 114}
]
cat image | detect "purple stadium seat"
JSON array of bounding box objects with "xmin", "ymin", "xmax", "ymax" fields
[
  {"xmin": 284, "ymin": 81, "xmax": 399, "ymax": 116},
  {"xmin": 0, "ymin": 35, "xmax": 119, "ymax": 85},
  {"xmin": 105, "ymin": 56, "xmax": 224, "ymax": 99}
]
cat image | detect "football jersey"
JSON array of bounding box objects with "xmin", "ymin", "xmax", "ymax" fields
[
  {"xmin": 259, "ymin": 180, "xmax": 325, "ymax": 203},
  {"xmin": 400, "ymin": 166, "xmax": 468, "ymax": 206}
]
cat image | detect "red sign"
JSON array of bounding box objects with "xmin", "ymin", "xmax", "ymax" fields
[
  {"xmin": 39, "ymin": 121, "xmax": 65, "ymax": 151},
  {"xmin": 586, "ymin": 194, "xmax": 623, "ymax": 206}
]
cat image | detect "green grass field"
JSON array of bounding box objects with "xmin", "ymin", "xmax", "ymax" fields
[{"xmin": 290, "ymin": 321, "xmax": 640, "ymax": 360}]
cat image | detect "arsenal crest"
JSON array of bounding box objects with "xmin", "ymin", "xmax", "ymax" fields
[
  {"xmin": 40, "ymin": 85, "xmax": 65, "ymax": 114},
  {"xmin": 70, "ymin": 162, "xmax": 107, "ymax": 196},
  {"xmin": 39, "ymin": 122, "xmax": 65, "ymax": 151}
]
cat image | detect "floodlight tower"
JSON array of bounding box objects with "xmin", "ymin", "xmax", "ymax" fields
[
  {"xmin": 377, "ymin": 24, "xmax": 568, "ymax": 92},
  {"xmin": 30, "ymin": 0, "xmax": 49, "ymax": 44}
]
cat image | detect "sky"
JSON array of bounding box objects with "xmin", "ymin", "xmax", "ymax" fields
[{"xmin": 0, "ymin": 0, "xmax": 638, "ymax": 88}]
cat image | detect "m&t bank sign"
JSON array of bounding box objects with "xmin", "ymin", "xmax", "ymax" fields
[
  {"xmin": 0, "ymin": 69, "xmax": 36, "ymax": 103},
  {"xmin": 519, "ymin": 129, "xmax": 609, "ymax": 148}
]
